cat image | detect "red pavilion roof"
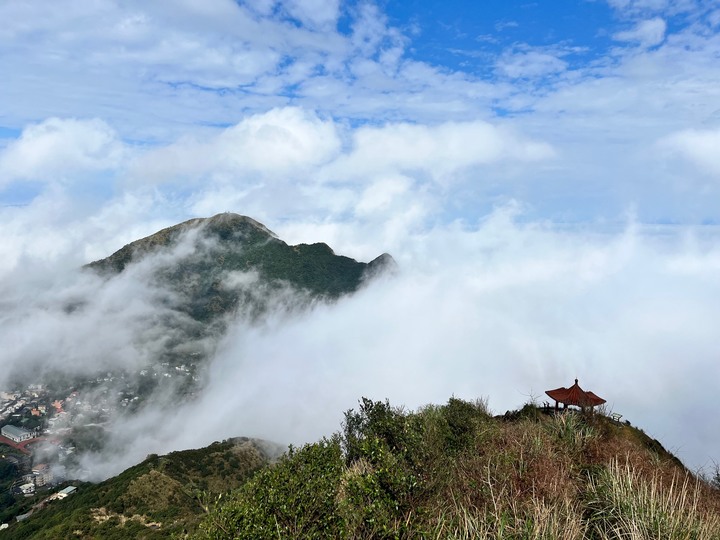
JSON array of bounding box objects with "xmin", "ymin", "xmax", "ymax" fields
[{"xmin": 545, "ymin": 379, "xmax": 606, "ymax": 407}]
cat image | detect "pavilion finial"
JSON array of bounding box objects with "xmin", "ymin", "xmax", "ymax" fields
[{"xmin": 575, "ymin": 378, "xmax": 578, "ymax": 384}]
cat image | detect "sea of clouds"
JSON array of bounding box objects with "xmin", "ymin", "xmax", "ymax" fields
[{"xmin": 2, "ymin": 195, "xmax": 719, "ymax": 479}]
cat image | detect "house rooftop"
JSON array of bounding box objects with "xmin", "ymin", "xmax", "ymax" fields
[{"xmin": 1, "ymin": 424, "xmax": 31, "ymax": 438}]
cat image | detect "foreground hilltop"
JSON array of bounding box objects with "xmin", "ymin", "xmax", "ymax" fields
[
  {"xmin": 5, "ymin": 398, "xmax": 720, "ymax": 539},
  {"xmin": 193, "ymin": 401, "xmax": 720, "ymax": 539}
]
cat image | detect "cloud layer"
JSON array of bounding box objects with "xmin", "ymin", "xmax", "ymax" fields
[{"xmin": 10, "ymin": 209, "xmax": 716, "ymax": 480}]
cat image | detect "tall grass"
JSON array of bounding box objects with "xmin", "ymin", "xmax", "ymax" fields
[
  {"xmin": 427, "ymin": 456, "xmax": 720, "ymax": 540},
  {"xmin": 429, "ymin": 487, "xmax": 586, "ymax": 539},
  {"xmin": 545, "ymin": 411, "xmax": 595, "ymax": 452},
  {"xmin": 586, "ymin": 458, "xmax": 720, "ymax": 540}
]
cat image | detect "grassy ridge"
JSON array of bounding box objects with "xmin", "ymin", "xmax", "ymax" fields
[{"xmin": 194, "ymin": 399, "xmax": 720, "ymax": 540}]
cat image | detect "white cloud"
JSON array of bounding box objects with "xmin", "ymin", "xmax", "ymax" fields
[
  {"xmin": 0, "ymin": 118, "xmax": 125, "ymax": 185},
  {"xmin": 355, "ymin": 175, "xmax": 413, "ymax": 216},
  {"xmin": 0, "ymin": 0, "xmax": 349, "ymax": 141},
  {"xmin": 350, "ymin": 2, "xmax": 398, "ymax": 56},
  {"xmin": 614, "ymin": 17, "xmax": 667, "ymax": 47},
  {"xmin": 607, "ymin": 0, "xmax": 668, "ymax": 12},
  {"xmin": 324, "ymin": 120, "xmax": 555, "ymax": 182},
  {"xmin": 661, "ymin": 128, "xmax": 720, "ymax": 175},
  {"xmin": 244, "ymin": 0, "xmax": 276, "ymax": 17},
  {"xmin": 495, "ymin": 20, "xmax": 519, "ymax": 32},
  {"xmin": 19, "ymin": 210, "xmax": 717, "ymax": 479},
  {"xmin": 132, "ymin": 107, "xmax": 341, "ymax": 184},
  {"xmin": 182, "ymin": 218, "xmax": 720, "ymax": 474},
  {"xmin": 711, "ymin": 9, "xmax": 720, "ymax": 27},
  {"xmin": 0, "ymin": 0, "xmax": 716, "ymax": 152},
  {"xmin": 496, "ymin": 50, "xmax": 568, "ymax": 79},
  {"xmin": 0, "ymin": 187, "xmax": 176, "ymax": 283},
  {"xmin": 606, "ymin": 0, "xmax": 700, "ymax": 17},
  {"xmin": 283, "ymin": 0, "xmax": 340, "ymax": 29}
]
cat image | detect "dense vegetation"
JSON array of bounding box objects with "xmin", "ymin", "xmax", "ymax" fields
[
  {"xmin": 194, "ymin": 398, "xmax": 720, "ymax": 540},
  {"xmin": 2, "ymin": 438, "xmax": 273, "ymax": 539},
  {"xmin": 0, "ymin": 458, "xmax": 21, "ymax": 522}
]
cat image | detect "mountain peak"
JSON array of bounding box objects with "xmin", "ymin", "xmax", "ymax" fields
[{"xmin": 200, "ymin": 212, "xmax": 279, "ymax": 239}]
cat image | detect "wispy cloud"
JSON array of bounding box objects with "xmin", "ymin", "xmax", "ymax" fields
[
  {"xmin": 613, "ymin": 17, "xmax": 667, "ymax": 47},
  {"xmin": 496, "ymin": 48, "xmax": 569, "ymax": 79},
  {"xmin": 606, "ymin": 0, "xmax": 707, "ymax": 18},
  {"xmin": 495, "ymin": 20, "xmax": 520, "ymax": 32},
  {"xmin": 661, "ymin": 128, "xmax": 720, "ymax": 175}
]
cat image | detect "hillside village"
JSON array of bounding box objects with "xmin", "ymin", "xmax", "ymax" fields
[
  {"xmin": 0, "ymin": 387, "xmax": 78, "ymax": 528},
  {"xmin": 0, "ymin": 363, "xmax": 195, "ymax": 526},
  {"xmin": 1, "ymin": 386, "xmax": 78, "ymax": 494},
  {"xmin": 2, "ymin": 366, "xmax": 193, "ymax": 451}
]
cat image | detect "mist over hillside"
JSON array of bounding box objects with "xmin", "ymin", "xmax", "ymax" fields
[
  {"xmin": 1, "ymin": 209, "xmax": 720, "ymax": 483},
  {"xmin": 0, "ymin": 213, "xmax": 395, "ymax": 480}
]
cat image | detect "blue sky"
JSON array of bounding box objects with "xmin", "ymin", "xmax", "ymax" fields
[
  {"xmin": 383, "ymin": 0, "xmax": 615, "ymax": 73},
  {"xmin": 1, "ymin": 0, "xmax": 720, "ymax": 473}
]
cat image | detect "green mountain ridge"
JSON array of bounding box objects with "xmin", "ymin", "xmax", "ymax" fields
[
  {"xmin": 37, "ymin": 211, "xmax": 397, "ymax": 402},
  {"xmin": 86, "ymin": 212, "xmax": 396, "ymax": 325}
]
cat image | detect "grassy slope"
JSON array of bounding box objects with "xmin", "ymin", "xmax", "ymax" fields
[
  {"xmin": 2, "ymin": 438, "xmax": 271, "ymax": 540},
  {"xmin": 194, "ymin": 399, "xmax": 720, "ymax": 540}
]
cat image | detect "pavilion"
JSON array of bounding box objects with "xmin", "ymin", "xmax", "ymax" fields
[{"xmin": 545, "ymin": 379, "xmax": 606, "ymax": 412}]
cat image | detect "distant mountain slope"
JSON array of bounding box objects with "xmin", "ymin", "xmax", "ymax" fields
[
  {"xmin": 86, "ymin": 212, "xmax": 396, "ymax": 324},
  {"xmin": 2, "ymin": 438, "xmax": 279, "ymax": 539}
]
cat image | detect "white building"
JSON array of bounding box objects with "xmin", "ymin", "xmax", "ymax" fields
[
  {"xmin": 55, "ymin": 486, "xmax": 77, "ymax": 500},
  {"xmin": 1, "ymin": 424, "xmax": 33, "ymax": 443},
  {"xmin": 33, "ymin": 464, "xmax": 53, "ymax": 487}
]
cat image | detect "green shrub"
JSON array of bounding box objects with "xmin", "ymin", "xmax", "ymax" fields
[
  {"xmin": 440, "ymin": 397, "xmax": 490, "ymax": 455},
  {"xmin": 197, "ymin": 437, "xmax": 345, "ymax": 540},
  {"xmin": 342, "ymin": 398, "xmax": 413, "ymax": 463}
]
